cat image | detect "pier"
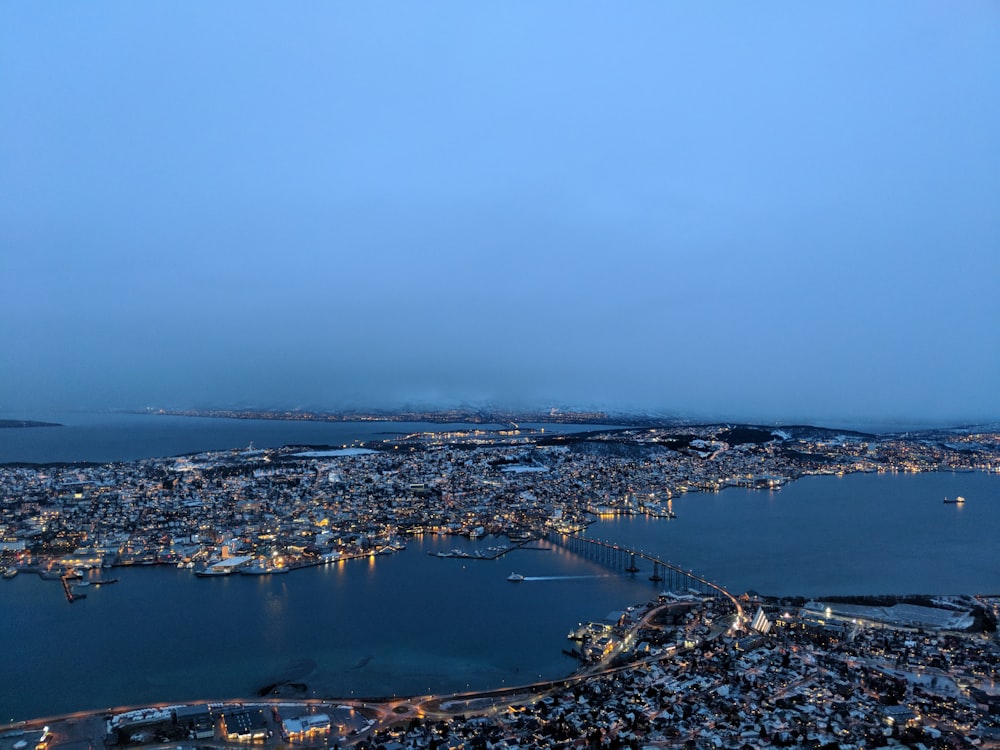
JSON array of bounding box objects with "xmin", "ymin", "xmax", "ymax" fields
[{"xmin": 60, "ymin": 573, "xmax": 84, "ymax": 603}]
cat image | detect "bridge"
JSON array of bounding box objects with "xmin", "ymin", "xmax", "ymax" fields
[{"xmin": 551, "ymin": 533, "xmax": 743, "ymax": 620}]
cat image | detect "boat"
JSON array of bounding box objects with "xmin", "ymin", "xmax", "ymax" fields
[
  {"xmin": 507, "ymin": 573, "xmax": 524, "ymax": 582},
  {"xmin": 1, "ymin": 567, "xmax": 17, "ymax": 580},
  {"xmin": 943, "ymin": 496, "xmax": 966, "ymax": 504},
  {"xmin": 508, "ymin": 532, "xmax": 534, "ymax": 543},
  {"xmin": 241, "ymin": 562, "xmax": 291, "ymax": 575},
  {"xmin": 195, "ymin": 567, "xmax": 234, "ymax": 577}
]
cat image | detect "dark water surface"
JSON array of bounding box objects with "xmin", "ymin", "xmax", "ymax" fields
[
  {"xmin": 0, "ymin": 411, "xmax": 616, "ymax": 463},
  {"xmin": 592, "ymin": 471, "xmax": 999, "ymax": 597},
  {"xmin": 0, "ymin": 536, "xmax": 652, "ymax": 722}
]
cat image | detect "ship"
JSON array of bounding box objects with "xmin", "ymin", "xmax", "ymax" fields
[
  {"xmin": 507, "ymin": 572, "xmax": 524, "ymax": 582},
  {"xmin": 241, "ymin": 561, "xmax": 291, "ymax": 575},
  {"xmin": 943, "ymin": 496, "xmax": 966, "ymax": 504},
  {"xmin": 195, "ymin": 566, "xmax": 234, "ymax": 577}
]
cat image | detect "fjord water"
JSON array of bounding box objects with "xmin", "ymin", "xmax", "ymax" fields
[
  {"xmin": 593, "ymin": 470, "xmax": 1000, "ymax": 597},
  {"xmin": 0, "ymin": 537, "xmax": 653, "ymax": 722},
  {"xmin": 0, "ymin": 411, "xmax": 614, "ymax": 463}
]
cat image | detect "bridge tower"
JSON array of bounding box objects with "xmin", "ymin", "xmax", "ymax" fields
[
  {"xmin": 625, "ymin": 552, "xmax": 639, "ymax": 573},
  {"xmin": 649, "ymin": 561, "xmax": 662, "ymax": 582}
]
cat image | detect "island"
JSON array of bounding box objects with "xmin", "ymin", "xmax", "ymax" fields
[{"xmin": 1, "ymin": 420, "xmax": 997, "ymax": 575}]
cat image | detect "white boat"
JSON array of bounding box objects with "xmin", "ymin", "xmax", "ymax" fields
[
  {"xmin": 507, "ymin": 573, "xmax": 524, "ymax": 582},
  {"xmin": 943, "ymin": 496, "xmax": 966, "ymax": 504}
]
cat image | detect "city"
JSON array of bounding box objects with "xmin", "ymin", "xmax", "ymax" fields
[
  {"xmin": 2, "ymin": 423, "xmax": 997, "ymax": 577},
  {"xmin": 2, "ymin": 421, "xmax": 999, "ymax": 747},
  {"xmin": 5, "ymin": 0, "xmax": 999, "ymax": 747}
]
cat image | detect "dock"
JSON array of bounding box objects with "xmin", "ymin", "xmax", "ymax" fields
[
  {"xmin": 61, "ymin": 574, "xmax": 84, "ymax": 603},
  {"xmin": 427, "ymin": 539, "xmax": 543, "ymax": 561}
]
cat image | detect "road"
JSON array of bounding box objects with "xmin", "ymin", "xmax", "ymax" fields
[{"xmin": 18, "ymin": 600, "xmax": 740, "ymax": 749}]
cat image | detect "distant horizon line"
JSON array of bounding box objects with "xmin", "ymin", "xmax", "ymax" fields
[{"xmin": 4, "ymin": 404, "xmax": 995, "ymax": 435}]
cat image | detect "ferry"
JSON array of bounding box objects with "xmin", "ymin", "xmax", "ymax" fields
[
  {"xmin": 195, "ymin": 566, "xmax": 234, "ymax": 577},
  {"xmin": 943, "ymin": 496, "xmax": 966, "ymax": 504},
  {"xmin": 507, "ymin": 572, "xmax": 524, "ymax": 582}
]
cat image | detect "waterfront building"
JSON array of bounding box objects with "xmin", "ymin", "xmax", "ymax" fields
[
  {"xmin": 220, "ymin": 709, "xmax": 268, "ymax": 742},
  {"xmin": 281, "ymin": 714, "xmax": 330, "ymax": 740}
]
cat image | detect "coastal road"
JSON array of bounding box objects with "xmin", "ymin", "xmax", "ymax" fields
[{"xmin": 24, "ymin": 600, "xmax": 740, "ymax": 748}]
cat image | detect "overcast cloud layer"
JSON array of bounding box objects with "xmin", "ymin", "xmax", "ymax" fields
[{"xmin": 2, "ymin": 2, "xmax": 998, "ymax": 426}]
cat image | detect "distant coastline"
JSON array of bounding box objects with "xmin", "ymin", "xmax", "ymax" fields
[
  {"xmin": 136, "ymin": 407, "xmax": 993, "ymax": 436},
  {"xmin": 140, "ymin": 406, "xmax": 639, "ymax": 426},
  {"xmin": 0, "ymin": 419, "xmax": 61, "ymax": 429}
]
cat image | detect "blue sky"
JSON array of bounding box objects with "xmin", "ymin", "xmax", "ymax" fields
[{"xmin": 2, "ymin": 2, "xmax": 998, "ymax": 425}]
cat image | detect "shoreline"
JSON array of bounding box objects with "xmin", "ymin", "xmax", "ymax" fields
[{"xmin": 7, "ymin": 592, "xmax": 998, "ymax": 747}]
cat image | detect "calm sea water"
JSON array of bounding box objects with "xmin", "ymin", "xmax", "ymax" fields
[
  {"xmin": 0, "ymin": 537, "xmax": 654, "ymax": 722},
  {"xmin": 593, "ymin": 471, "xmax": 1000, "ymax": 597},
  {"xmin": 1, "ymin": 416, "xmax": 998, "ymax": 722},
  {"xmin": 0, "ymin": 411, "xmax": 613, "ymax": 464}
]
